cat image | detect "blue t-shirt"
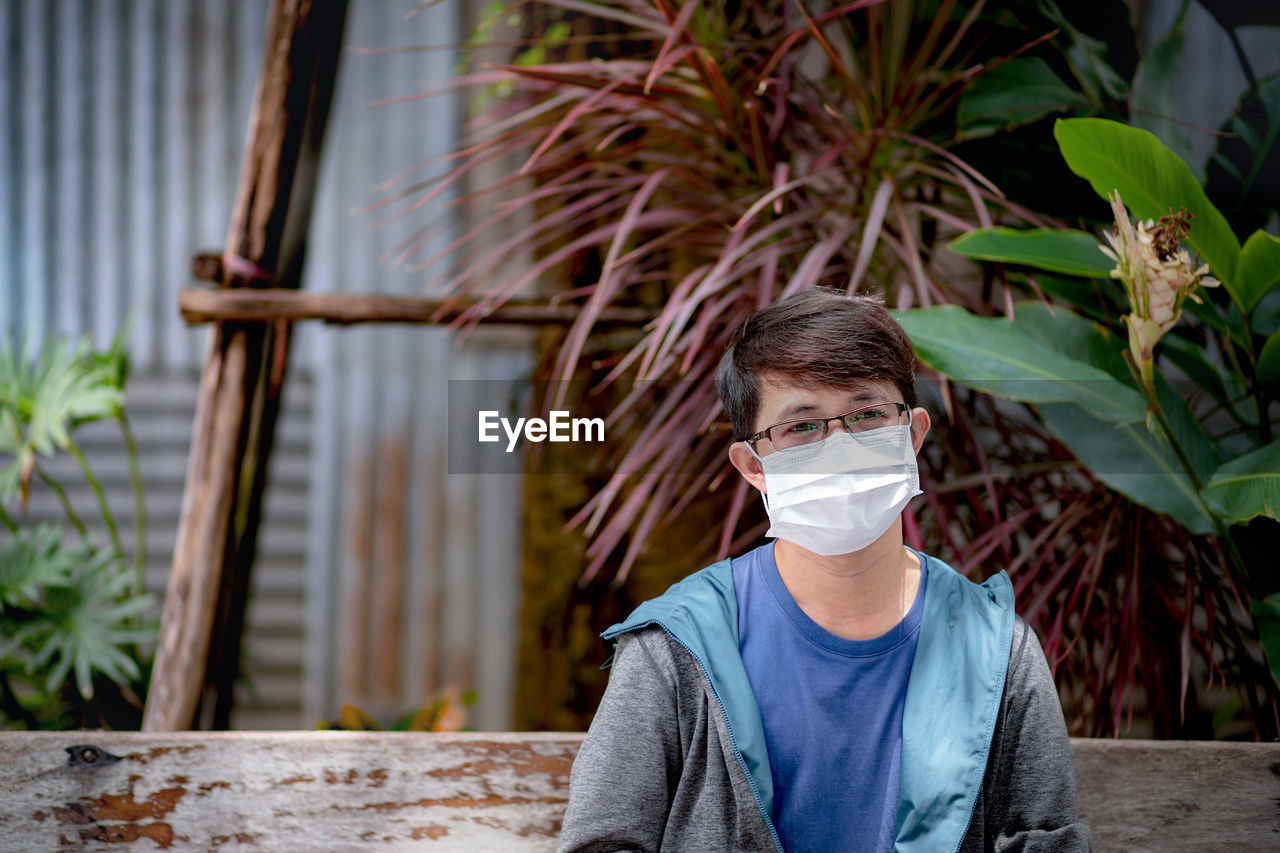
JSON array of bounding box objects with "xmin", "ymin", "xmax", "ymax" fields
[{"xmin": 733, "ymin": 543, "xmax": 927, "ymax": 853}]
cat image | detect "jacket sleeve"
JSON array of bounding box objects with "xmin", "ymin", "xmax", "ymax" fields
[
  {"xmin": 984, "ymin": 618, "xmax": 1092, "ymax": 852},
  {"xmin": 559, "ymin": 629, "xmax": 682, "ymax": 853}
]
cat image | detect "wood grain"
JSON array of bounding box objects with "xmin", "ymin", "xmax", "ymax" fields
[
  {"xmin": 1, "ymin": 734, "xmax": 1277, "ymax": 851},
  {"xmin": 0, "ymin": 732, "xmax": 577, "ymax": 851},
  {"xmin": 1072, "ymin": 738, "xmax": 1280, "ymax": 851}
]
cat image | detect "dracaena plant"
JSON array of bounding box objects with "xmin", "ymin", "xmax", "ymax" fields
[
  {"xmin": 899, "ymin": 117, "xmax": 1280, "ymax": 737},
  {"xmin": 0, "ymin": 330, "xmax": 154, "ymax": 729},
  {"xmin": 380, "ymin": 0, "xmax": 1054, "ymax": 582}
]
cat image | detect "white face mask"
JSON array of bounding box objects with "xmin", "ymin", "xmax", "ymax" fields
[{"xmin": 750, "ymin": 422, "xmax": 922, "ymax": 556}]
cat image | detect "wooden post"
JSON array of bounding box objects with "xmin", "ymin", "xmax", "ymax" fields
[{"xmin": 143, "ymin": 0, "xmax": 349, "ymax": 731}]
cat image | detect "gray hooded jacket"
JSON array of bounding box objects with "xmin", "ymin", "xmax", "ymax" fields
[{"xmin": 559, "ymin": 555, "xmax": 1090, "ymax": 853}]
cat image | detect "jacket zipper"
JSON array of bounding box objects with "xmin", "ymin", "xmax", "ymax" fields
[
  {"xmin": 655, "ymin": 624, "xmax": 786, "ymax": 853},
  {"xmin": 942, "ymin": 593, "xmax": 1013, "ymax": 853}
]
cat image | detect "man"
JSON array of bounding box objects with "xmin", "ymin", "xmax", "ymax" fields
[{"xmin": 559, "ymin": 288, "xmax": 1091, "ymax": 853}]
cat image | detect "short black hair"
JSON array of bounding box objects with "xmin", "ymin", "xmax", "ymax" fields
[{"xmin": 715, "ymin": 288, "xmax": 918, "ymax": 441}]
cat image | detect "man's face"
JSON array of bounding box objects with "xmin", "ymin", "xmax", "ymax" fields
[{"xmin": 727, "ymin": 374, "xmax": 930, "ymax": 491}]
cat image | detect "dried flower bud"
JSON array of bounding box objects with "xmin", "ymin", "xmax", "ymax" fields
[{"xmin": 1097, "ymin": 190, "xmax": 1218, "ymax": 385}]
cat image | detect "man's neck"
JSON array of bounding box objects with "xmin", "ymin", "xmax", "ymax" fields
[{"xmin": 773, "ymin": 524, "xmax": 921, "ymax": 641}]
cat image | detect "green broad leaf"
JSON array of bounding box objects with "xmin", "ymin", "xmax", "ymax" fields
[
  {"xmin": 1010, "ymin": 301, "xmax": 1131, "ymax": 381},
  {"xmin": 1053, "ymin": 117, "xmax": 1242, "ymax": 294},
  {"xmin": 1236, "ymin": 231, "xmax": 1280, "ymax": 314},
  {"xmin": 1254, "ymin": 289, "xmax": 1280, "ymax": 340},
  {"xmin": 1129, "ymin": 31, "xmax": 1201, "ymax": 182},
  {"xmin": 1037, "ymin": 402, "xmax": 1215, "ymax": 534},
  {"xmin": 1259, "ymin": 329, "xmax": 1280, "ymax": 387},
  {"xmin": 1026, "ymin": 274, "xmax": 1122, "ymax": 325},
  {"xmin": 1180, "ymin": 289, "xmax": 1236, "ymax": 339},
  {"xmin": 1151, "ymin": 371, "xmax": 1222, "ymax": 485},
  {"xmin": 948, "ymin": 228, "xmax": 1115, "ymax": 278},
  {"xmin": 1013, "ymin": 302, "xmax": 1221, "ymax": 483},
  {"xmin": 894, "ymin": 305, "xmax": 1146, "ymax": 422},
  {"xmin": 1202, "ymin": 440, "xmax": 1280, "ymax": 525},
  {"xmin": 1161, "ymin": 333, "xmax": 1248, "ymax": 416},
  {"xmin": 957, "ymin": 57, "xmax": 1088, "ymax": 139},
  {"xmin": 1250, "ymin": 593, "xmax": 1280, "ymax": 689}
]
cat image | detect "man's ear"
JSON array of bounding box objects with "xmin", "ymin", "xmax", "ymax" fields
[
  {"xmin": 910, "ymin": 407, "xmax": 931, "ymax": 454},
  {"xmin": 728, "ymin": 441, "xmax": 767, "ymax": 494}
]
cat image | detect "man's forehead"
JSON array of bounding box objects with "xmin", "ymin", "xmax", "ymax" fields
[
  {"xmin": 758, "ymin": 373, "xmax": 891, "ymax": 396},
  {"xmin": 756, "ymin": 375, "xmax": 895, "ymax": 419}
]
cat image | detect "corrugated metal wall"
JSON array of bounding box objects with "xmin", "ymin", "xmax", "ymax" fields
[
  {"xmin": 1, "ymin": 0, "xmax": 530, "ymax": 731},
  {"xmin": 302, "ymin": 0, "xmax": 531, "ymax": 732}
]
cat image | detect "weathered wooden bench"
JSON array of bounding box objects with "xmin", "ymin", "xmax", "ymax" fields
[{"xmin": 1, "ymin": 732, "xmax": 1277, "ymax": 851}]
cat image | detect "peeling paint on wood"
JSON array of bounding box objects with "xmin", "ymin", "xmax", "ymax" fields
[
  {"xmin": 1, "ymin": 732, "xmax": 576, "ymax": 850},
  {"xmin": 3, "ymin": 733, "xmax": 1279, "ymax": 850}
]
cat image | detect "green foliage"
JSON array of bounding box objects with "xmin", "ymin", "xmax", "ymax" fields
[
  {"xmin": 955, "ymin": 0, "xmax": 1141, "ymax": 143},
  {"xmin": 911, "ymin": 117, "xmax": 1280, "ymax": 724},
  {"xmin": 930, "ymin": 120, "xmax": 1278, "ymax": 521},
  {"xmin": 1258, "ymin": 330, "xmax": 1280, "ymax": 387},
  {"xmin": 957, "ymin": 56, "xmax": 1089, "ymax": 139},
  {"xmin": 895, "ymin": 305, "xmax": 1145, "ymax": 422},
  {"xmin": 0, "ymin": 333, "xmax": 126, "ymax": 505},
  {"xmin": 0, "ymin": 525, "xmax": 154, "ymax": 726},
  {"xmin": 1251, "ymin": 593, "xmax": 1280, "ymax": 689},
  {"xmin": 898, "ymin": 302, "xmax": 1221, "ymax": 532},
  {"xmin": 1036, "ymin": 403, "xmax": 1214, "ymax": 534},
  {"xmin": 1237, "ymin": 231, "xmax": 1280, "ymax": 314},
  {"xmin": 1010, "ymin": 300, "xmax": 1130, "ymax": 379},
  {"xmin": 1202, "ymin": 442, "xmax": 1280, "ymax": 526},
  {"xmin": 0, "ymin": 328, "xmax": 151, "ymax": 730},
  {"xmin": 1035, "ymin": 0, "xmax": 1126, "ymax": 103},
  {"xmin": 0, "ymin": 523, "xmax": 77, "ymax": 606},
  {"xmin": 954, "ymin": 0, "xmax": 1279, "ymax": 241},
  {"xmin": 1054, "ymin": 118, "xmax": 1243, "ymax": 293},
  {"xmin": 948, "ymin": 227, "xmax": 1115, "ymax": 278},
  {"xmin": 3, "ymin": 527, "xmax": 153, "ymax": 697}
]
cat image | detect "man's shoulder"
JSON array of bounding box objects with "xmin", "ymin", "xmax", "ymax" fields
[
  {"xmin": 1004, "ymin": 615, "xmax": 1053, "ymax": 690},
  {"xmin": 912, "ymin": 551, "xmax": 1016, "ymax": 636},
  {"xmin": 917, "ymin": 549, "xmax": 1011, "ymax": 592},
  {"xmin": 604, "ymin": 558, "xmax": 738, "ymax": 640}
]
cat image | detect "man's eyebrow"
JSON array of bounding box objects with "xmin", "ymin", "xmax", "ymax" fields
[
  {"xmin": 775, "ymin": 402, "xmax": 819, "ymax": 421},
  {"xmin": 773, "ymin": 390, "xmax": 880, "ymax": 422}
]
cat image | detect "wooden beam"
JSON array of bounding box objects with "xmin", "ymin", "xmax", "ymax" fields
[
  {"xmin": 143, "ymin": 0, "xmax": 348, "ymax": 732},
  {"xmin": 178, "ymin": 287, "xmax": 655, "ymax": 327}
]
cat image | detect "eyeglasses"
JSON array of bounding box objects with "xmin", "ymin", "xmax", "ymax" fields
[{"xmin": 746, "ymin": 402, "xmax": 910, "ymax": 451}]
